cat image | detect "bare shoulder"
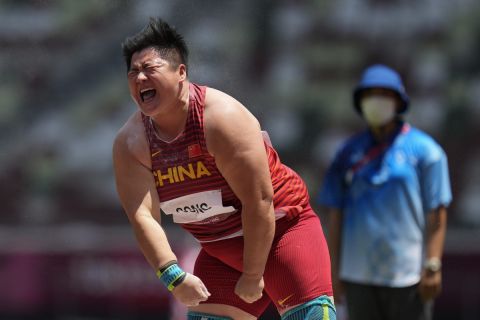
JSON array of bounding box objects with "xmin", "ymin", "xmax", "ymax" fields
[
  {"xmin": 203, "ymin": 87, "xmax": 262, "ymax": 157},
  {"xmin": 203, "ymin": 87, "xmax": 260, "ymax": 130},
  {"xmin": 113, "ymin": 111, "xmax": 151, "ymax": 168}
]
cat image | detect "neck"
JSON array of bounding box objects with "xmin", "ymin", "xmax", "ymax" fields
[
  {"xmin": 369, "ymin": 119, "xmax": 400, "ymax": 142},
  {"xmin": 151, "ymin": 82, "xmax": 190, "ymax": 142}
]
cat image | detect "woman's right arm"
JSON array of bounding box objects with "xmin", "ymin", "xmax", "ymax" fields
[
  {"xmin": 113, "ymin": 127, "xmax": 177, "ymax": 269},
  {"xmin": 112, "ymin": 119, "xmax": 209, "ymax": 306}
]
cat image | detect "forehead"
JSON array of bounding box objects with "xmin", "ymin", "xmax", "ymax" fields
[
  {"xmin": 130, "ymin": 47, "xmax": 166, "ymax": 67},
  {"xmin": 361, "ymin": 88, "xmax": 398, "ymax": 98}
]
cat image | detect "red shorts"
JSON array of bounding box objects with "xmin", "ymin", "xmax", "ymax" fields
[{"xmin": 194, "ymin": 206, "xmax": 333, "ymax": 317}]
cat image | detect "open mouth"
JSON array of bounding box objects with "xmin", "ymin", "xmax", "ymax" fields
[{"xmin": 140, "ymin": 88, "xmax": 157, "ymax": 102}]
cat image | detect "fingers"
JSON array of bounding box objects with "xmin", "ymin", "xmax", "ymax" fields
[
  {"xmin": 197, "ymin": 278, "xmax": 211, "ymax": 297},
  {"xmin": 186, "ymin": 301, "xmax": 200, "ymax": 307},
  {"xmin": 190, "ymin": 274, "xmax": 211, "ymax": 298},
  {"xmin": 418, "ymin": 283, "xmax": 440, "ymax": 302},
  {"xmin": 175, "ymin": 275, "xmax": 211, "ymax": 307},
  {"xmin": 418, "ymin": 285, "xmax": 428, "ymax": 302},
  {"xmin": 183, "ymin": 288, "xmax": 210, "ymax": 307},
  {"xmin": 239, "ymin": 292, "xmax": 263, "ymax": 303},
  {"xmin": 200, "ymin": 284, "xmax": 211, "ymax": 298},
  {"xmin": 197, "ymin": 281, "xmax": 210, "ymax": 303},
  {"xmin": 236, "ymin": 290, "xmax": 263, "ymax": 303}
]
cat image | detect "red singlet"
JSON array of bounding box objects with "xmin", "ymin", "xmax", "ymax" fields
[
  {"xmin": 142, "ymin": 83, "xmax": 309, "ymax": 242},
  {"xmin": 142, "ymin": 83, "xmax": 332, "ymax": 316}
]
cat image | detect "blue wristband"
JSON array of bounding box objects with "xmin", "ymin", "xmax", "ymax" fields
[{"xmin": 156, "ymin": 263, "xmax": 186, "ymax": 291}]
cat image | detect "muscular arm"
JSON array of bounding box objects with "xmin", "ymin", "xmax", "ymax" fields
[
  {"xmin": 204, "ymin": 89, "xmax": 275, "ymax": 291},
  {"xmin": 112, "ymin": 115, "xmax": 177, "ymax": 270},
  {"xmin": 113, "ymin": 114, "xmax": 210, "ymax": 306}
]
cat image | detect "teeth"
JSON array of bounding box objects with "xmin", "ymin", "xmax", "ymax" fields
[{"xmin": 140, "ymin": 88, "xmax": 156, "ymax": 103}]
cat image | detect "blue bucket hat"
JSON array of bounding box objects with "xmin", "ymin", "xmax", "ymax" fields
[{"xmin": 353, "ymin": 64, "xmax": 409, "ymax": 114}]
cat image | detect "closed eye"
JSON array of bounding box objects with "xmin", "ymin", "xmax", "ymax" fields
[
  {"xmin": 144, "ymin": 65, "xmax": 161, "ymax": 74},
  {"xmin": 127, "ymin": 69, "xmax": 139, "ymax": 79}
]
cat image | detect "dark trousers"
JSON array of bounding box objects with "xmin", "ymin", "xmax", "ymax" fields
[{"xmin": 344, "ymin": 281, "xmax": 433, "ymax": 320}]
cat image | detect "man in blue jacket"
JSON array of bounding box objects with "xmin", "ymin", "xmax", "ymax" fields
[{"xmin": 318, "ymin": 64, "xmax": 452, "ymax": 320}]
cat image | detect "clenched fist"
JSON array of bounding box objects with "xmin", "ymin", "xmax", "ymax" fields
[
  {"xmin": 234, "ymin": 273, "xmax": 264, "ymax": 303},
  {"xmin": 172, "ymin": 273, "xmax": 211, "ymax": 307}
]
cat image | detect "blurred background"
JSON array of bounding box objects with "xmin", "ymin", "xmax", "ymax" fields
[{"xmin": 1, "ymin": 0, "xmax": 479, "ymax": 319}]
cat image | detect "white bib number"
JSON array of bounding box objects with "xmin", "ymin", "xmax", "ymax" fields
[{"xmin": 160, "ymin": 190, "xmax": 236, "ymax": 224}]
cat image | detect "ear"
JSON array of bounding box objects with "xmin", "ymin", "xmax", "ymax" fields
[{"xmin": 178, "ymin": 64, "xmax": 187, "ymax": 83}]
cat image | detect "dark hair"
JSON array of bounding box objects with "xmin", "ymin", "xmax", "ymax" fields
[{"xmin": 121, "ymin": 17, "xmax": 188, "ymax": 72}]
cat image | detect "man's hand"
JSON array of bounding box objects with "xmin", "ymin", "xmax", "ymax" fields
[
  {"xmin": 418, "ymin": 270, "xmax": 442, "ymax": 302},
  {"xmin": 172, "ymin": 273, "xmax": 211, "ymax": 307},
  {"xmin": 234, "ymin": 273, "xmax": 264, "ymax": 303}
]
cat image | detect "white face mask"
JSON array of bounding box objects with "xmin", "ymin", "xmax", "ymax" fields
[{"xmin": 360, "ymin": 96, "xmax": 396, "ymax": 127}]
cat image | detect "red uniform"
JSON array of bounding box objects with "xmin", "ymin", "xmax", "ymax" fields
[{"xmin": 142, "ymin": 83, "xmax": 332, "ymax": 316}]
